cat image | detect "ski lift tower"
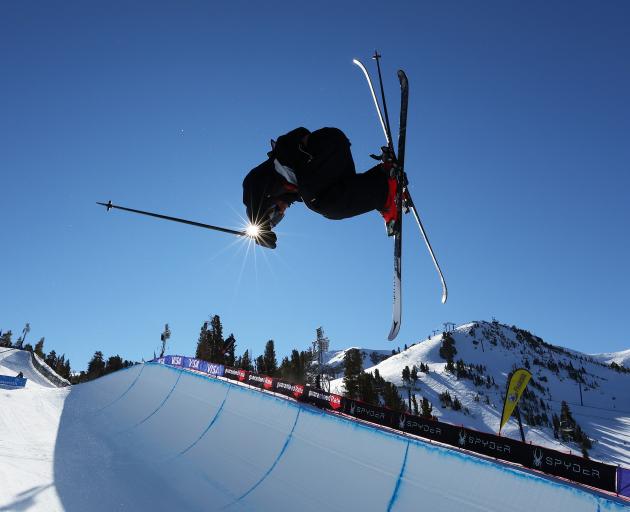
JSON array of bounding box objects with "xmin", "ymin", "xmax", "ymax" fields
[{"xmin": 312, "ymin": 327, "xmax": 330, "ymax": 389}]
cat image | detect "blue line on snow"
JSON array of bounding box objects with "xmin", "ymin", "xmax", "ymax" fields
[
  {"xmin": 174, "ymin": 384, "xmax": 232, "ymax": 458},
  {"xmin": 96, "ymin": 363, "xmax": 145, "ymax": 412},
  {"xmin": 387, "ymin": 440, "xmax": 410, "ymax": 512},
  {"xmin": 225, "ymin": 407, "xmax": 302, "ymax": 509},
  {"xmin": 121, "ymin": 369, "xmax": 183, "ymax": 432}
]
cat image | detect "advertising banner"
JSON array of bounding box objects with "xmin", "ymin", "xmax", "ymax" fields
[
  {"xmin": 455, "ymin": 427, "xmax": 526, "ymax": 466},
  {"xmin": 500, "ymin": 368, "xmax": 532, "ymax": 433},
  {"xmin": 397, "ymin": 412, "xmax": 456, "ymax": 445},
  {"xmin": 305, "ymin": 388, "xmax": 344, "ymax": 411},
  {"xmin": 523, "ymin": 445, "xmax": 617, "ymax": 493},
  {"xmin": 618, "ymin": 467, "xmax": 630, "ymax": 498},
  {"xmin": 223, "ymin": 367, "xmax": 248, "ymax": 383},
  {"xmin": 0, "ymin": 375, "xmax": 27, "ymax": 388},
  {"xmin": 246, "ymin": 372, "xmax": 267, "ymax": 389},
  {"xmin": 274, "ymin": 380, "xmax": 306, "ymax": 401},
  {"xmin": 154, "ymin": 355, "xmax": 224, "ymax": 378},
  {"xmin": 344, "ymin": 399, "xmax": 394, "ymax": 428}
]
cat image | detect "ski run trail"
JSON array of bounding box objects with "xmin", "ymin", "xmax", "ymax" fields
[{"xmin": 0, "ymin": 347, "xmax": 627, "ymax": 511}]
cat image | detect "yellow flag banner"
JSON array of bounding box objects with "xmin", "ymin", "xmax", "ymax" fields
[{"xmin": 499, "ymin": 368, "xmax": 532, "ymax": 433}]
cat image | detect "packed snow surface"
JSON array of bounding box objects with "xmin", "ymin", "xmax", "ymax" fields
[{"xmin": 0, "ymin": 348, "xmax": 627, "ymax": 511}]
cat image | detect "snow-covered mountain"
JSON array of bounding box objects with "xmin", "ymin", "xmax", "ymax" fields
[
  {"xmin": 590, "ymin": 348, "xmax": 630, "ymax": 368},
  {"xmin": 329, "ymin": 320, "xmax": 630, "ymax": 466},
  {"xmin": 321, "ymin": 347, "xmax": 392, "ymax": 377}
]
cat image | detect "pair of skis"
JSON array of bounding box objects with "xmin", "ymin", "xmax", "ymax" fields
[{"xmin": 353, "ymin": 53, "xmax": 447, "ymax": 341}]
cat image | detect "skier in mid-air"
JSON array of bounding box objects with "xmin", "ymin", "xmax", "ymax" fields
[{"xmin": 243, "ymin": 127, "xmax": 400, "ymax": 249}]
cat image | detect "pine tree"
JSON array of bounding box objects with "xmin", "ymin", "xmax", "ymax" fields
[
  {"xmin": 382, "ymin": 382, "xmax": 405, "ymax": 412},
  {"xmin": 255, "ymin": 355, "xmax": 265, "ymax": 373},
  {"xmin": 411, "ymin": 394, "xmax": 419, "ymax": 416},
  {"xmin": 262, "ymin": 340, "xmax": 277, "ymax": 376},
  {"xmin": 343, "ymin": 349, "xmax": 362, "ymax": 399},
  {"xmin": 401, "ymin": 366, "xmax": 411, "ymax": 386},
  {"xmin": 411, "ymin": 365, "xmax": 419, "ymax": 387},
  {"xmin": 87, "ymin": 351, "xmax": 106, "ymax": 379},
  {"xmin": 357, "ymin": 372, "xmax": 378, "ymax": 403},
  {"xmin": 209, "ymin": 315, "xmax": 224, "ymax": 362},
  {"xmin": 239, "ymin": 350, "xmax": 253, "ymax": 371},
  {"xmin": 420, "ymin": 397, "xmax": 433, "ymax": 418},
  {"xmin": 195, "ymin": 322, "xmax": 211, "ymax": 362},
  {"xmin": 439, "ymin": 331, "xmax": 457, "ymax": 365},
  {"xmin": 63, "ymin": 359, "xmax": 71, "ymax": 380},
  {"xmin": 34, "ymin": 337, "xmax": 45, "ymax": 358},
  {"xmin": 0, "ymin": 330, "xmax": 13, "ymax": 348},
  {"xmin": 106, "ymin": 355, "xmax": 124, "ymax": 374},
  {"xmin": 45, "ymin": 350, "xmax": 57, "ymax": 369}
]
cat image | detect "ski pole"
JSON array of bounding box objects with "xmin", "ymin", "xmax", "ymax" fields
[{"xmin": 97, "ymin": 201, "xmax": 249, "ymax": 237}]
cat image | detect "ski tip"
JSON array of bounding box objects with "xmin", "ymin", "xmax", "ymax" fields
[
  {"xmin": 388, "ymin": 322, "xmax": 400, "ymax": 341},
  {"xmin": 441, "ymin": 289, "xmax": 448, "ymax": 304}
]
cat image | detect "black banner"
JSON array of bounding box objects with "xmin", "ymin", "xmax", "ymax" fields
[
  {"xmin": 454, "ymin": 427, "xmax": 527, "ymax": 466},
  {"xmin": 305, "ymin": 387, "xmax": 344, "ymax": 411},
  {"xmin": 245, "ymin": 372, "xmax": 267, "ymax": 389},
  {"xmin": 398, "ymin": 412, "xmax": 456, "ymax": 446},
  {"xmin": 274, "ymin": 380, "xmax": 306, "ymax": 401},
  {"xmin": 344, "ymin": 399, "xmax": 394, "ymax": 429},
  {"xmin": 522, "ymin": 444, "xmax": 616, "ymax": 493},
  {"xmin": 223, "ymin": 367, "xmax": 248, "ymax": 383}
]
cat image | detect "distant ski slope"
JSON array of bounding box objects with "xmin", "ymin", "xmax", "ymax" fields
[
  {"xmin": 0, "ymin": 349, "xmax": 69, "ymax": 511},
  {"xmin": 0, "ymin": 348, "xmax": 59, "ymax": 388}
]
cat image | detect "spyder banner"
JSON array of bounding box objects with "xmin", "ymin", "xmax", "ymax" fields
[
  {"xmin": 397, "ymin": 412, "xmax": 457, "ymax": 446},
  {"xmin": 344, "ymin": 399, "xmax": 394, "ymax": 429},
  {"xmin": 523, "ymin": 444, "xmax": 616, "ymax": 492}
]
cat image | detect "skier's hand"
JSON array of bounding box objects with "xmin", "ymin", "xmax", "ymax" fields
[{"xmin": 255, "ymin": 223, "xmax": 277, "ymax": 249}]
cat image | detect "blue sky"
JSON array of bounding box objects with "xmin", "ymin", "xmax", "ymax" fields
[{"xmin": 2, "ymin": 1, "xmax": 629, "ymax": 370}]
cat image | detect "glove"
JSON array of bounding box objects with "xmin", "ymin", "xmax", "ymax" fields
[
  {"xmin": 273, "ymin": 127, "xmax": 311, "ymax": 171},
  {"xmin": 255, "ymin": 221, "xmax": 277, "ymax": 249}
]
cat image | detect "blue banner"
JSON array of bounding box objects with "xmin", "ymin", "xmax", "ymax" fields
[
  {"xmin": 619, "ymin": 467, "xmax": 630, "ymax": 498},
  {"xmin": 153, "ymin": 355, "xmax": 224, "ymax": 378},
  {"xmin": 0, "ymin": 375, "xmax": 27, "ymax": 387}
]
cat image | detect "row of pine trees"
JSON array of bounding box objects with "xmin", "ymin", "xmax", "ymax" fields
[{"xmin": 194, "ymin": 315, "xmax": 312, "ymax": 384}]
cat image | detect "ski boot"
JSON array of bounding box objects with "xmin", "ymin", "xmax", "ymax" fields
[{"xmin": 374, "ymin": 146, "xmax": 407, "ymax": 236}]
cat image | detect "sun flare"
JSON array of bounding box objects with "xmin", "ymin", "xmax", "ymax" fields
[{"xmin": 245, "ymin": 223, "xmax": 260, "ymax": 238}]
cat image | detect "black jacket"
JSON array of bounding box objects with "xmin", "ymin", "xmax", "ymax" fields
[{"xmin": 242, "ymin": 158, "xmax": 301, "ymax": 225}]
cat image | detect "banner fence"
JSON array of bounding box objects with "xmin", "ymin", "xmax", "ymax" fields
[{"xmin": 152, "ymin": 356, "xmax": 623, "ymax": 496}]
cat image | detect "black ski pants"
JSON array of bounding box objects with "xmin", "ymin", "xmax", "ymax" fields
[{"xmin": 296, "ymin": 128, "xmax": 387, "ymax": 220}]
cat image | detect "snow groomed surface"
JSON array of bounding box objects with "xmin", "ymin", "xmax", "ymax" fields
[{"xmin": 49, "ymin": 361, "xmax": 627, "ymax": 511}]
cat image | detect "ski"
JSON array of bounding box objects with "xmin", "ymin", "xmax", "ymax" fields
[
  {"xmin": 353, "ymin": 53, "xmax": 448, "ymax": 340},
  {"xmin": 388, "ymin": 69, "xmax": 409, "ymax": 341},
  {"xmin": 97, "ymin": 201, "xmax": 250, "ymax": 238}
]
